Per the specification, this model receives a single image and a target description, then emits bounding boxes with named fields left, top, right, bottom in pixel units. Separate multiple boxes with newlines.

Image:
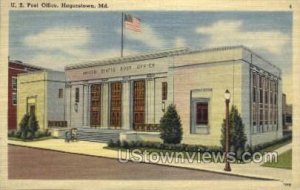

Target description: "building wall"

left=46, top=71, right=66, bottom=126
left=17, top=71, right=66, bottom=131
left=64, top=46, right=283, bottom=146
left=67, top=84, right=85, bottom=129
left=8, top=61, right=41, bottom=130
left=154, top=77, right=168, bottom=124
left=17, top=72, right=46, bottom=130
left=172, top=60, right=243, bottom=146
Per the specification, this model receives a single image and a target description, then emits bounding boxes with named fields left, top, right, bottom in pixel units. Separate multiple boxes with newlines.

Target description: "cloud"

left=196, top=20, right=289, bottom=54
left=23, top=27, right=90, bottom=56
left=174, top=37, right=187, bottom=48
left=23, top=26, right=140, bottom=70
left=27, top=48, right=139, bottom=71
left=124, top=24, right=165, bottom=49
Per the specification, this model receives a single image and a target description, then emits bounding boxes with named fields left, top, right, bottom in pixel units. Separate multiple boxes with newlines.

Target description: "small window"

left=12, top=77, right=17, bottom=91
left=12, top=92, right=17, bottom=105
left=58, top=89, right=63, bottom=98
left=75, top=88, right=80, bottom=103
left=196, top=102, right=208, bottom=125
left=162, top=82, right=167, bottom=100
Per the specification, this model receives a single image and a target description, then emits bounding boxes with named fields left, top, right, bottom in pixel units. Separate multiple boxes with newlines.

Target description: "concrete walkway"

left=8, top=139, right=292, bottom=184
left=261, top=142, right=292, bottom=164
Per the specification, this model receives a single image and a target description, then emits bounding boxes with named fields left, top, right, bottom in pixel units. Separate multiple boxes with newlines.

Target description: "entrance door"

left=133, top=80, right=145, bottom=127
left=29, top=105, right=35, bottom=116
left=110, top=82, right=122, bottom=128
left=90, top=84, right=101, bottom=128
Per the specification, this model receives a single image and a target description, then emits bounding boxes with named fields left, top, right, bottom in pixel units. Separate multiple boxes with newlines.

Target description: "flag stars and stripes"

left=124, top=14, right=141, bottom=32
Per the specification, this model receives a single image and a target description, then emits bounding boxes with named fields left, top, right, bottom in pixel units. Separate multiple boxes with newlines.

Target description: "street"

left=9, top=145, right=258, bottom=180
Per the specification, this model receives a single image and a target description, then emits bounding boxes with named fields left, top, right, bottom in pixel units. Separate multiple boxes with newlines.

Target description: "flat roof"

left=64, top=45, right=280, bottom=72
left=9, top=60, right=46, bottom=70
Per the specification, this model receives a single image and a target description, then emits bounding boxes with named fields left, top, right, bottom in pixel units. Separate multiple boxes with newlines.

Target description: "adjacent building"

left=17, top=71, right=67, bottom=132
left=64, top=46, right=283, bottom=146
left=8, top=60, right=43, bottom=131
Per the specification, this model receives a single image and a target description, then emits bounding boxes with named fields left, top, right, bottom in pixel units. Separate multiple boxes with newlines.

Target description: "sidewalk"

left=8, top=139, right=292, bottom=184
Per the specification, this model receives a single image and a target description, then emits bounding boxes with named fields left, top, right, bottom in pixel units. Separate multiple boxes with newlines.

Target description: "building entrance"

left=90, top=84, right=102, bottom=128
left=133, top=80, right=145, bottom=128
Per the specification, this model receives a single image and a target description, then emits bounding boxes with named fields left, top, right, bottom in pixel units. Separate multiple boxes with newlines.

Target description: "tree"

left=18, top=113, right=39, bottom=140
left=221, top=105, right=247, bottom=155
left=160, top=104, right=183, bottom=144
left=28, top=114, right=39, bottom=139
left=19, top=113, right=30, bottom=139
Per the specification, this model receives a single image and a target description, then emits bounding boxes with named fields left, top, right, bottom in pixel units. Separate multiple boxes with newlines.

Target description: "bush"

left=121, top=140, right=129, bottom=148
left=35, top=130, right=51, bottom=138
left=160, top=104, right=183, bottom=144
left=8, top=131, right=15, bottom=137
left=19, top=113, right=30, bottom=139
left=107, top=139, right=115, bottom=147
left=221, top=105, right=247, bottom=154
left=106, top=140, right=224, bottom=154
left=17, top=113, right=39, bottom=140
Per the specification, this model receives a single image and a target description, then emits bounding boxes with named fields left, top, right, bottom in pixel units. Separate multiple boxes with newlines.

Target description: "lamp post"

left=224, top=89, right=231, bottom=172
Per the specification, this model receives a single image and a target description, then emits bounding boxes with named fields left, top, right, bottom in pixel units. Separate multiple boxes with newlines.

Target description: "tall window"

left=264, top=78, right=269, bottom=127
left=12, top=93, right=17, bottom=105
left=274, top=81, right=278, bottom=126
left=251, top=69, right=279, bottom=133
left=258, top=76, right=264, bottom=131
left=196, top=102, right=208, bottom=125
left=162, top=82, right=168, bottom=100
left=252, top=72, right=257, bottom=127
left=110, top=82, right=122, bottom=127
left=12, top=77, right=17, bottom=105
left=75, top=88, right=80, bottom=103
left=12, top=77, right=17, bottom=91
left=58, top=89, right=63, bottom=98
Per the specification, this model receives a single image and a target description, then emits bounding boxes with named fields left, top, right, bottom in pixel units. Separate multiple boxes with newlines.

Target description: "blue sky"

left=9, top=11, right=293, bottom=102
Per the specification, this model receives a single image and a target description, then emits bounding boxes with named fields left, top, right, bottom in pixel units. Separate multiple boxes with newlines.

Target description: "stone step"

left=73, top=128, right=122, bottom=143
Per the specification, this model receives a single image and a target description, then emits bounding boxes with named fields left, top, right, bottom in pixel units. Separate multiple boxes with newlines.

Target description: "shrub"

left=107, top=139, right=115, bottom=147
left=220, top=105, right=247, bottom=153
left=19, top=113, right=30, bottom=139
left=160, top=104, right=183, bottom=144
left=8, top=131, right=15, bottom=137
left=121, top=140, right=129, bottom=149
left=116, top=139, right=121, bottom=147
left=28, top=114, right=39, bottom=139
left=17, top=113, right=40, bottom=140
left=106, top=140, right=225, bottom=154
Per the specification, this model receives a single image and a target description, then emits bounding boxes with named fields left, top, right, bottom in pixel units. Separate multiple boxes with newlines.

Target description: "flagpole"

left=121, top=12, right=124, bottom=57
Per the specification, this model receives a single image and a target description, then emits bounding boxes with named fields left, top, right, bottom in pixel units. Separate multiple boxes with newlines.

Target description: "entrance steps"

left=76, top=127, right=125, bottom=143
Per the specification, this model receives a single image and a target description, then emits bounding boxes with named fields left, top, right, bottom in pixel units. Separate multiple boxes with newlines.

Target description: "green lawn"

left=260, top=139, right=292, bottom=153
left=262, top=149, right=292, bottom=169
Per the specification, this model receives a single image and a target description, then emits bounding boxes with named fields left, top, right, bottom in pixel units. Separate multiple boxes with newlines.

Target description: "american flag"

left=124, top=14, right=141, bottom=32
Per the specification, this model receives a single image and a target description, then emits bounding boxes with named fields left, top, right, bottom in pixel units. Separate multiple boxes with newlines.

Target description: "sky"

left=9, top=11, right=292, bottom=103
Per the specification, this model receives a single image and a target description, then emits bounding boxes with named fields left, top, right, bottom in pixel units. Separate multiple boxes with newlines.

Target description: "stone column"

left=146, top=76, right=155, bottom=124
left=122, top=78, right=131, bottom=130
left=83, top=83, right=90, bottom=127
left=277, top=79, right=283, bottom=139
left=101, top=82, right=109, bottom=128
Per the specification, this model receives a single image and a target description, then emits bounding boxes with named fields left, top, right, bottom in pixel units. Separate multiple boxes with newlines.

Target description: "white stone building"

left=17, top=71, right=67, bottom=133
left=64, top=46, right=283, bottom=146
